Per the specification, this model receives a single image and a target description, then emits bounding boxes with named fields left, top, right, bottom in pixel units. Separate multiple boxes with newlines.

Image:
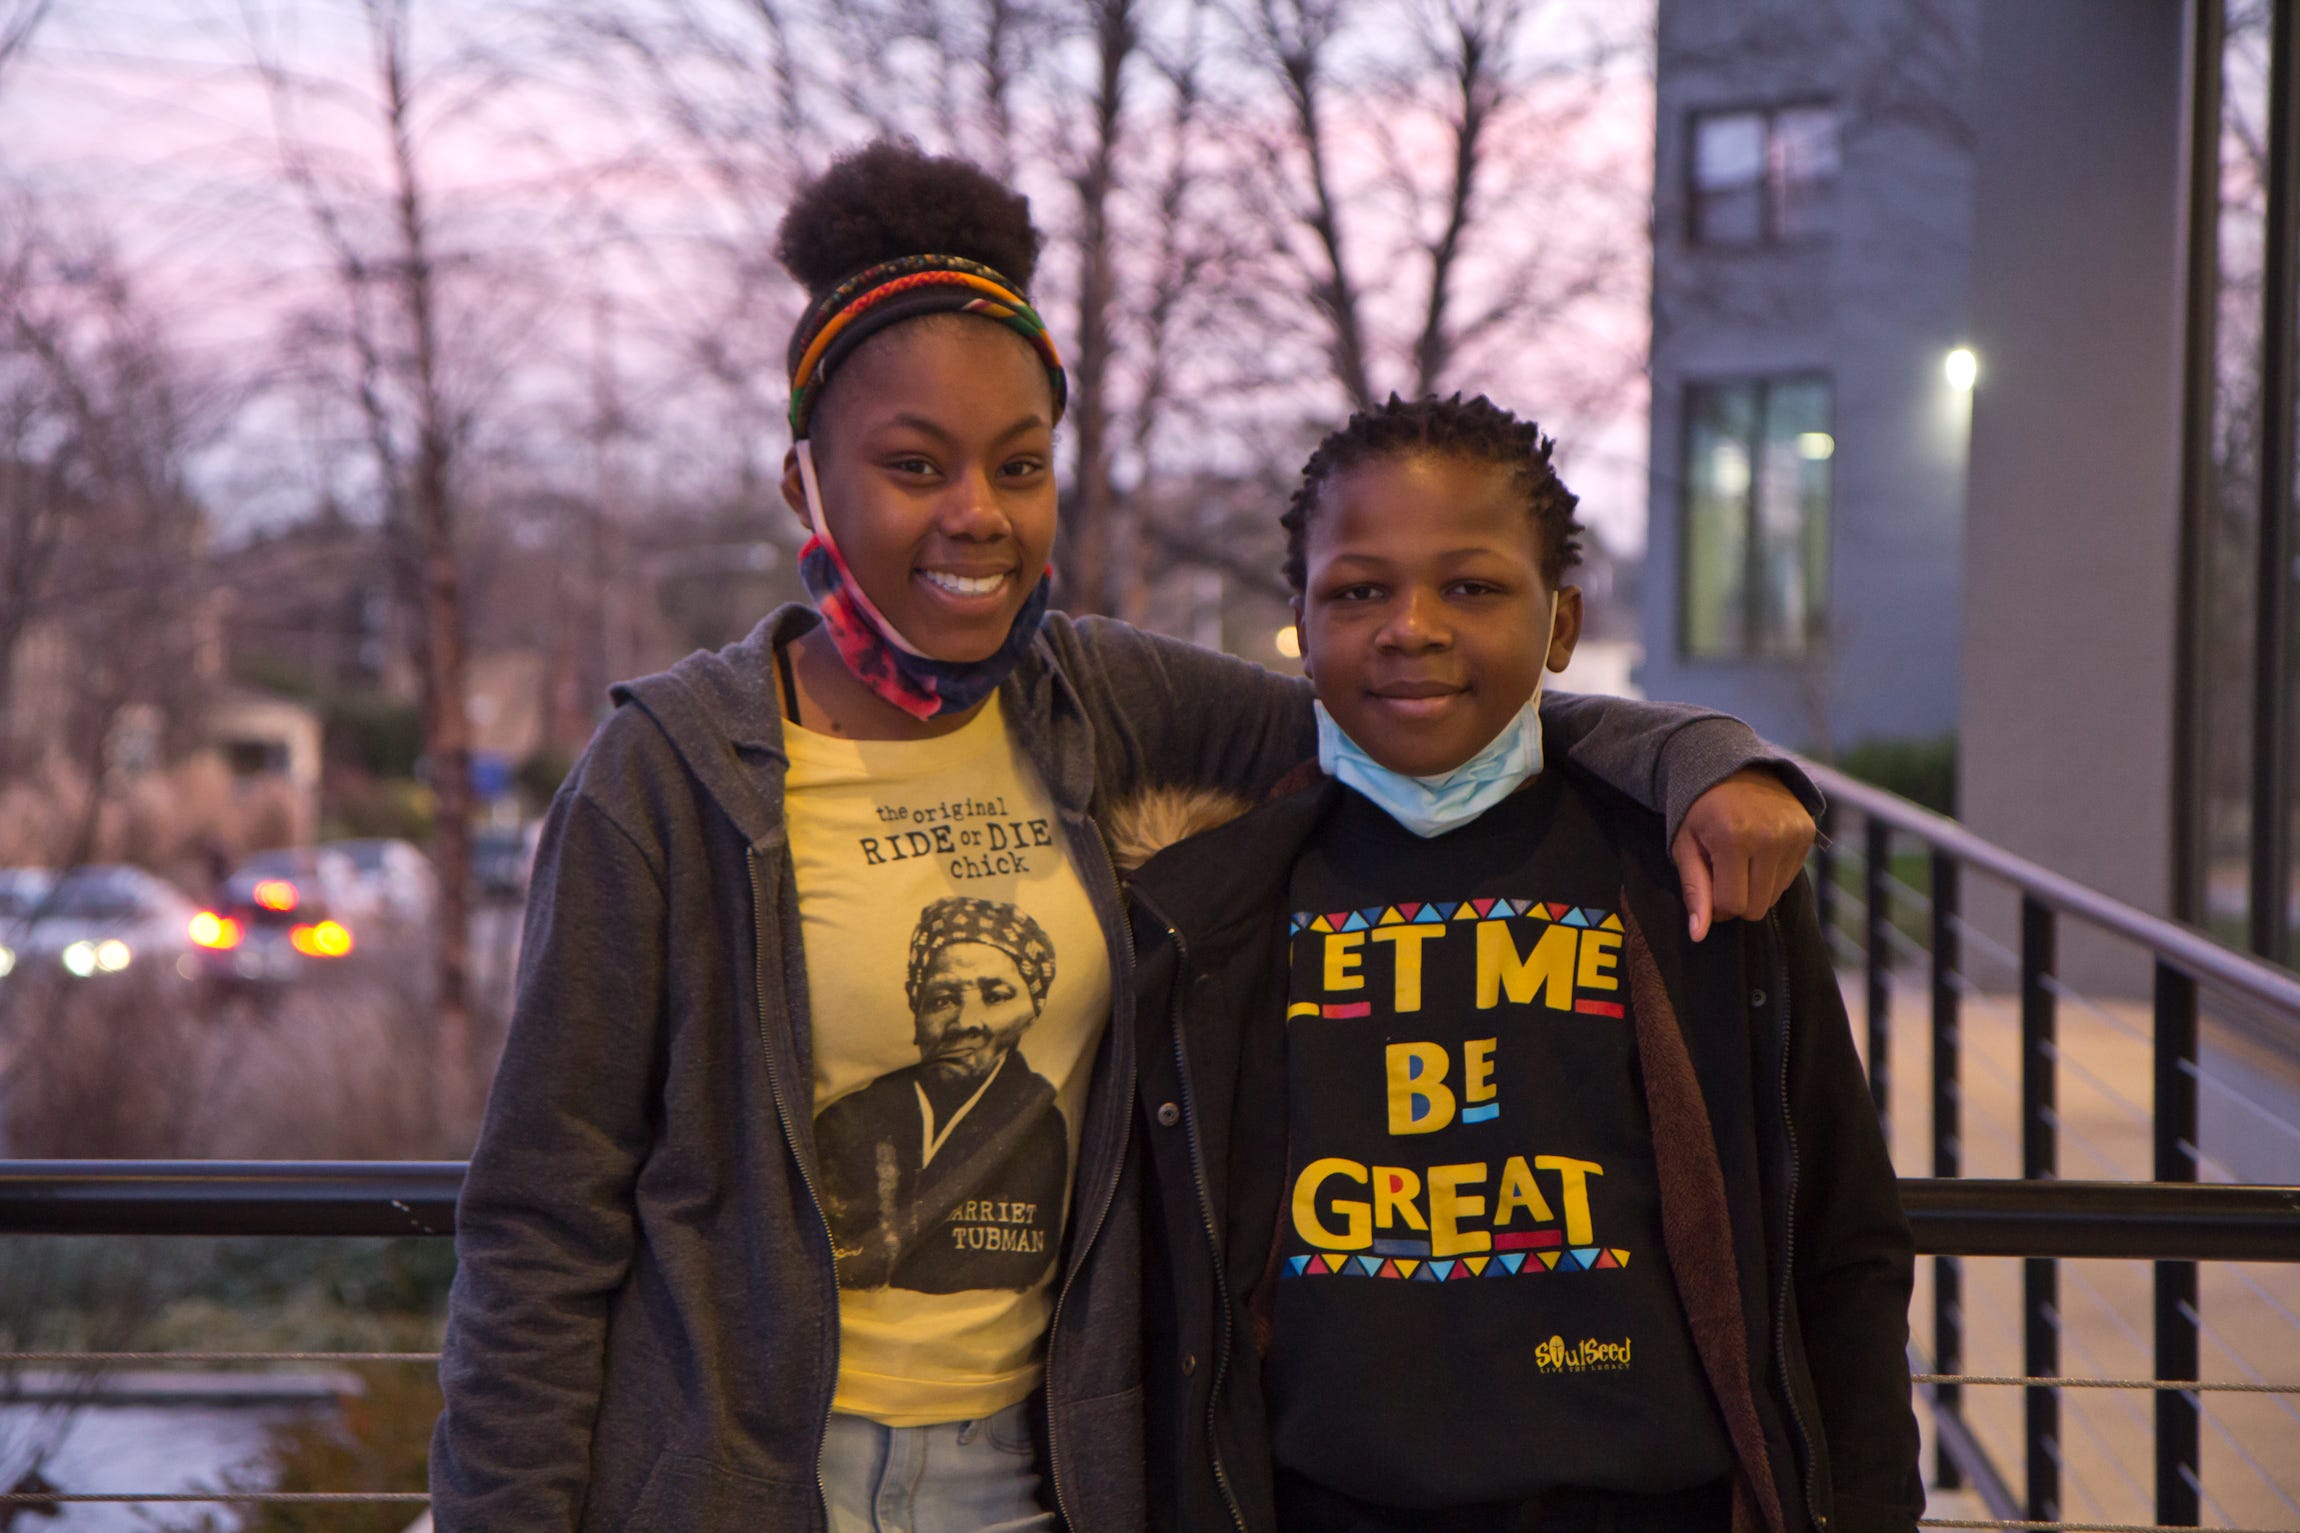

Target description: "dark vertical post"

left=2172, top=0, right=2224, bottom=927
left=2155, top=961, right=2202, bottom=1526
left=1931, top=849, right=1963, bottom=1489
left=2021, top=896, right=2059, bottom=1522
left=2253, top=0, right=2299, bottom=965
left=1865, top=815, right=1892, bottom=1127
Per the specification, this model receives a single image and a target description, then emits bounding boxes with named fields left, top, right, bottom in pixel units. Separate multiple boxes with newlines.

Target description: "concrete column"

left=1958, top=0, right=2189, bottom=986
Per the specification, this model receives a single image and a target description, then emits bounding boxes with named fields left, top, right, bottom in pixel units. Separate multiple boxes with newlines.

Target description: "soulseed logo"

left=1535, top=1334, right=1633, bottom=1372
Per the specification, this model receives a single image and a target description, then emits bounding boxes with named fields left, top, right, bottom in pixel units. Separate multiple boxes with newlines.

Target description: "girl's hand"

left=1672, top=769, right=1818, bottom=941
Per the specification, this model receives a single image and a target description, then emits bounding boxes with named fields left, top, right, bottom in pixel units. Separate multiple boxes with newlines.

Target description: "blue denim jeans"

left=821, top=1398, right=1059, bottom=1533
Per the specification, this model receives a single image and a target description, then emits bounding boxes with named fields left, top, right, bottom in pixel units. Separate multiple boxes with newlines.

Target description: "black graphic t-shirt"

left=1264, top=773, right=1733, bottom=1507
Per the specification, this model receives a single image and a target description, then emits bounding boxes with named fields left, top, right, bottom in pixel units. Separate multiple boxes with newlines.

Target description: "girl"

left=429, top=141, right=1818, bottom=1533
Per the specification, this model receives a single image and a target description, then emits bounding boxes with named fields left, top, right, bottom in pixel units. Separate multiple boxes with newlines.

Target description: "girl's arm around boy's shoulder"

left=430, top=709, right=675, bottom=1529
left=1776, top=873, right=1925, bottom=1533
left=1045, top=613, right=1821, bottom=833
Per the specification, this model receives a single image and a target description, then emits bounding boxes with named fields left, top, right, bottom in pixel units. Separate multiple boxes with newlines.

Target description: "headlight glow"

left=62, top=941, right=97, bottom=977
left=189, top=911, right=244, bottom=950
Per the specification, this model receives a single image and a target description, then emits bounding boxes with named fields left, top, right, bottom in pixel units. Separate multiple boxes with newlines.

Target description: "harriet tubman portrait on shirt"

left=814, top=895, right=1068, bottom=1292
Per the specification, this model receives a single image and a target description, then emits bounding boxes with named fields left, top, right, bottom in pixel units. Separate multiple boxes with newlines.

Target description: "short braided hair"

left=1281, top=393, right=1584, bottom=592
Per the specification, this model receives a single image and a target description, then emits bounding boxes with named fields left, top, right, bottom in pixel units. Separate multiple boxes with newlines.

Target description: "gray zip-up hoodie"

left=429, top=604, right=1815, bottom=1532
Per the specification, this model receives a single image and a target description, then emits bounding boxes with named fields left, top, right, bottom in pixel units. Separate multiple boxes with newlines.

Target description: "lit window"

left=1681, top=378, right=1832, bottom=659
left=1690, top=105, right=1839, bottom=247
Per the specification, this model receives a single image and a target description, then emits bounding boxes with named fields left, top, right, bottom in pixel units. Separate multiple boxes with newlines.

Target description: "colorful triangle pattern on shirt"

left=1279, top=1248, right=1630, bottom=1280
left=1294, top=902, right=1619, bottom=930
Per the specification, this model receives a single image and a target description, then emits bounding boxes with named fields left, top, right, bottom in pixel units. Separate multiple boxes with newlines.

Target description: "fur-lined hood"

left=1103, top=761, right=1328, bottom=875
left=1102, top=784, right=1258, bottom=875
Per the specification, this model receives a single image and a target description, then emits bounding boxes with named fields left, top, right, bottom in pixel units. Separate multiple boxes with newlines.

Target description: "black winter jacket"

left=1125, top=765, right=1921, bottom=1533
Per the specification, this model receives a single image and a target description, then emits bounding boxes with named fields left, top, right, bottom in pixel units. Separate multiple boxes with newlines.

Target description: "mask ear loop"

left=1531, top=589, right=1560, bottom=706
left=794, top=437, right=929, bottom=658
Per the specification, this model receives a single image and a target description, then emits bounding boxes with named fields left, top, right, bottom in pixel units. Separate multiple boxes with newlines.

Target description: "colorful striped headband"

left=785, top=254, right=1068, bottom=438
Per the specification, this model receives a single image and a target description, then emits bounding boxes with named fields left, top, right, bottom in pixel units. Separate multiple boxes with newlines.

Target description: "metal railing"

left=6, top=766, right=2300, bottom=1523
left=2, top=1165, right=2299, bottom=1520
left=1808, top=761, right=2300, bottom=1533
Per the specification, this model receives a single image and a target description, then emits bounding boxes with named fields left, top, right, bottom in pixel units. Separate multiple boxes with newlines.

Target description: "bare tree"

left=536, top=0, right=1648, bottom=627
left=244, top=0, right=492, bottom=1126
left=1229, top=0, right=1640, bottom=413
left=0, top=0, right=48, bottom=89
left=0, top=200, right=223, bottom=790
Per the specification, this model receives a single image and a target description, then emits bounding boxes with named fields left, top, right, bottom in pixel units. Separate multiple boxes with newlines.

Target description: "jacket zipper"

left=1041, top=816, right=1136, bottom=1532
left=749, top=846, right=839, bottom=1526
left=1768, top=910, right=1827, bottom=1533
left=1133, top=889, right=1252, bottom=1533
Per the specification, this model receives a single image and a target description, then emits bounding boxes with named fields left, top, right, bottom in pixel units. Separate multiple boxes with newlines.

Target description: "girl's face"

left=783, top=317, right=1059, bottom=664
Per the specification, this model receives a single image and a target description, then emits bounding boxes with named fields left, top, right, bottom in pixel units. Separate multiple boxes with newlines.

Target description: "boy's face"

left=1294, top=451, right=1582, bottom=778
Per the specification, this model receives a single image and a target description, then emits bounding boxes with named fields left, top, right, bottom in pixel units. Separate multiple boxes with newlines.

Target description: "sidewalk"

left=1844, top=968, right=2300, bottom=1530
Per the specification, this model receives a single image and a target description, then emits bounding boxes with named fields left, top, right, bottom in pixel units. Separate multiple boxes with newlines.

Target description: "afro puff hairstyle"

left=1281, top=393, right=1584, bottom=592
left=775, top=139, right=1042, bottom=305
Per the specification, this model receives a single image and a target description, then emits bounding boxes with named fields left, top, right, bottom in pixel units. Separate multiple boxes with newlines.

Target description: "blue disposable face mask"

left=1312, top=598, right=1558, bottom=838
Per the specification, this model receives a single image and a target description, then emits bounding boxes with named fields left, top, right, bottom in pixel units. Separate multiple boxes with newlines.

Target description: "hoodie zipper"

left=749, top=846, right=839, bottom=1526
left=1132, top=888, right=1252, bottom=1533
left=1768, top=910, right=1827, bottom=1533
left=1041, top=814, right=1136, bottom=1533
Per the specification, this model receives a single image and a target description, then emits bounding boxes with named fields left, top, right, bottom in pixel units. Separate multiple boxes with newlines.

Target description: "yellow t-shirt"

left=782, top=693, right=1111, bottom=1425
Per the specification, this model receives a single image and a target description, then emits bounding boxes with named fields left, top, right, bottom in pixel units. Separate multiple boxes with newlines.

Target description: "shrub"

left=324, top=694, right=423, bottom=780
left=515, top=748, right=572, bottom=810
left=189, top=1363, right=441, bottom=1533
left=323, top=767, right=435, bottom=845
left=1835, top=735, right=1957, bottom=816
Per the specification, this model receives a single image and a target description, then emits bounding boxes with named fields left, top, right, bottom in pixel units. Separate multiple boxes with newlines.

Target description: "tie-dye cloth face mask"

left=793, top=441, right=1054, bottom=723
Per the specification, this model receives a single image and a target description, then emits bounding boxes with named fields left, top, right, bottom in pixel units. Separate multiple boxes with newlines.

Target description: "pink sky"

left=0, top=0, right=1662, bottom=552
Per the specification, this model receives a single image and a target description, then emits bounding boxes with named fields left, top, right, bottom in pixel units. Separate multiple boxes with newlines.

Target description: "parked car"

left=323, top=837, right=436, bottom=929
left=0, top=867, right=54, bottom=982
left=473, top=825, right=536, bottom=901
left=0, top=864, right=199, bottom=984
left=0, top=866, right=52, bottom=920
left=188, top=848, right=361, bottom=988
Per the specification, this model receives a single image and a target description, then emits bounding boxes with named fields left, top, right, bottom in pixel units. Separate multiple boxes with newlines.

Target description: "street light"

left=1945, top=347, right=1979, bottom=392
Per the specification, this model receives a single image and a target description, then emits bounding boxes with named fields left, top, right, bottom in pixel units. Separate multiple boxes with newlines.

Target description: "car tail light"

left=289, top=920, right=353, bottom=958
left=253, top=879, right=299, bottom=912
left=189, top=912, right=244, bottom=950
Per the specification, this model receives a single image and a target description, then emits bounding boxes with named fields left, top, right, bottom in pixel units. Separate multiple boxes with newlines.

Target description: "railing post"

left=1931, top=849, right=1963, bottom=1490
left=2021, top=895, right=2060, bottom=1523
left=1866, top=814, right=1892, bottom=1129
left=2154, top=961, right=2201, bottom=1527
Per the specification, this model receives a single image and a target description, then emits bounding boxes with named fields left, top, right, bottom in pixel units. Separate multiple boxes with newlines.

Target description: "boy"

left=1122, top=395, right=1921, bottom=1533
